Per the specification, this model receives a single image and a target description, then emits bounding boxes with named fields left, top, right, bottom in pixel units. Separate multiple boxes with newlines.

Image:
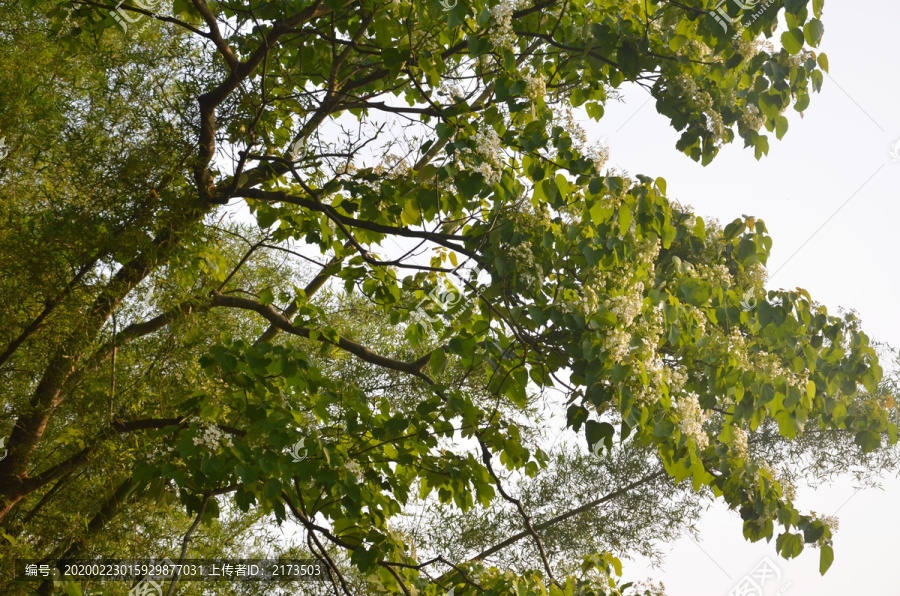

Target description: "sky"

left=586, top=1, right=900, bottom=594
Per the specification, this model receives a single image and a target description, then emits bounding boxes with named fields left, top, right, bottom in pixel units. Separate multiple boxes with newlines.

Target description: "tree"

left=0, top=0, right=896, bottom=594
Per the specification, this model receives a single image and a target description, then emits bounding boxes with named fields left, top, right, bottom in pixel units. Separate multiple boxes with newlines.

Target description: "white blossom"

left=674, top=394, right=709, bottom=449
left=523, top=72, right=546, bottom=103
left=464, top=127, right=504, bottom=184
left=488, top=0, right=522, bottom=50
left=191, top=417, right=232, bottom=450
left=606, top=282, right=644, bottom=325
left=602, top=327, right=632, bottom=364
left=507, top=244, right=541, bottom=291
left=344, top=459, right=364, bottom=481
left=666, top=366, right=688, bottom=395
left=732, top=426, right=749, bottom=459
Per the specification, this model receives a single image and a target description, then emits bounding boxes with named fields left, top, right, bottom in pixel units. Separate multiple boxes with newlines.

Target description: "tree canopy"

left=0, top=0, right=897, bottom=594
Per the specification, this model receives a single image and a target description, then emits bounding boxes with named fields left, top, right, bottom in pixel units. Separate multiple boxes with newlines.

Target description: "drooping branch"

left=478, top=439, right=557, bottom=585
left=0, top=258, right=98, bottom=369
left=465, top=467, right=667, bottom=565
left=166, top=492, right=210, bottom=596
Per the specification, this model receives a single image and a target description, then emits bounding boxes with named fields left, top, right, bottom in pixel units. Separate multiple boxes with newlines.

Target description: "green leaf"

left=259, top=287, right=275, bottom=305
left=758, top=94, right=782, bottom=120
left=813, top=0, right=824, bottom=17
left=854, top=430, right=881, bottom=453
left=820, top=544, right=834, bottom=574
left=617, top=208, right=633, bottom=234
left=811, top=70, right=824, bottom=92
left=754, top=135, right=770, bottom=159
left=556, top=174, right=570, bottom=200
left=430, top=347, right=449, bottom=376
left=776, top=410, right=801, bottom=439
left=774, top=116, right=789, bottom=140
left=723, top=219, right=746, bottom=240
left=585, top=420, right=616, bottom=454
left=781, top=29, right=805, bottom=55
left=803, top=19, right=825, bottom=47
left=585, top=101, right=604, bottom=120
left=676, top=278, right=712, bottom=306
left=655, top=177, right=666, bottom=195
left=617, top=44, right=641, bottom=80
left=590, top=201, right=614, bottom=226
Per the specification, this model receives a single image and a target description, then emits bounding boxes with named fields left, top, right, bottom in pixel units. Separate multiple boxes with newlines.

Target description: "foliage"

left=0, top=0, right=896, bottom=594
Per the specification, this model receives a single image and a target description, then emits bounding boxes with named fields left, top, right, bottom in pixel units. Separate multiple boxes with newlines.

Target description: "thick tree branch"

left=234, top=188, right=474, bottom=257
left=191, top=0, right=239, bottom=70
left=211, top=291, right=435, bottom=383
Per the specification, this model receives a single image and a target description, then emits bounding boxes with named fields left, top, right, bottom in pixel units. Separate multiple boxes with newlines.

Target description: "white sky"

left=591, top=1, right=900, bottom=593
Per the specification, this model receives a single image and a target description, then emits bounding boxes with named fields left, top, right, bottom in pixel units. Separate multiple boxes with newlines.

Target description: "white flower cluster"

left=465, top=127, right=504, bottom=185
left=150, top=444, right=175, bottom=459
left=572, top=285, right=599, bottom=317
left=695, top=90, right=729, bottom=145
left=606, top=282, right=644, bottom=325
left=692, top=262, right=732, bottom=287
left=559, top=107, right=588, bottom=145
left=634, top=580, right=668, bottom=596
left=586, top=143, right=610, bottom=174
left=732, top=426, right=749, bottom=459
left=677, top=38, right=713, bottom=60
left=634, top=356, right=666, bottom=405
left=573, top=234, right=656, bottom=319
left=735, top=37, right=773, bottom=63
left=548, top=106, right=611, bottom=181
left=523, top=72, right=546, bottom=103
left=192, top=420, right=232, bottom=450
left=672, top=74, right=728, bottom=145
left=572, top=234, right=660, bottom=371
left=638, top=236, right=662, bottom=266
left=601, top=327, right=632, bottom=364
left=410, top=28, right=442, bottom=55
left=344, top=459, right=364, bottom=481
left=674, top=394, right=709, bottom=449
left=735, top=260, right=768, bottom=287
left=438, top=81, right=465, bottom=101
left=507, top=243, right=535, bottom=269
left=488, top=0, right=522, bottom=51
left=750, top=350, right=809, bottom=391
left=674, top=72, right=699, bottom=99
left=726, top=328, right=752, bottom=370
left=373, top=153, right=411, bottom=178
left=666, top=365, right=688, bottom=395
left=787, top=50, right=811, bottom=71
left=755, top=462, right=797, bottom=502
left=511, top=199, right=551, bottom=230
left=782, top=479, right=797, bottom=502
left=809, top=512, right=839, bottom=547
left=756, top=460, right=777, bottom=480
left=595, top=281, right=646, bottom=363
left=740, top=103, right=765, bottom=131
left=507, top=244, right=541, bottom=291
